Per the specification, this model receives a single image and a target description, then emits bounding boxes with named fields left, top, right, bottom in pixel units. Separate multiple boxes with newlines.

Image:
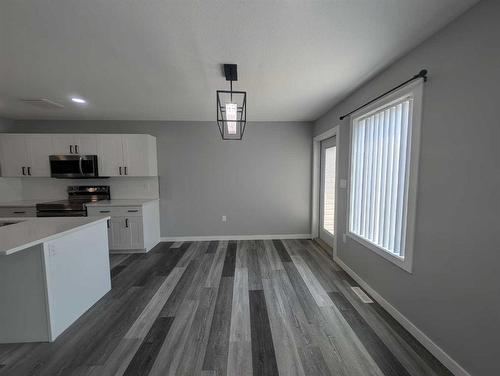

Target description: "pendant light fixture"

left=216, top=64, right=247, bottom=140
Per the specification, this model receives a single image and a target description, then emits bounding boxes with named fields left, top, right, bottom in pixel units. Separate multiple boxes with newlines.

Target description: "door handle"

left=75, top=145, right=79, bottom=154
left=27, top=166, right=31, bottom=176
left=124, top=166, right=128, bottom=175
left=70, top=145, right=73, bottom=154
left=125, top=218, right=129, bottom=228
left=78, top=157, right=84, bottom=175
left=107, top=219, right=110, bottom=228
left=119, top=166, right=122, bottom=175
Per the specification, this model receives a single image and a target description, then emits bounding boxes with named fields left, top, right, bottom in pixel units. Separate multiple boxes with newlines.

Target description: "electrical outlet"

left=342, top=233, right=347, bottom=243
left=222, top=215, right=227, bottom=222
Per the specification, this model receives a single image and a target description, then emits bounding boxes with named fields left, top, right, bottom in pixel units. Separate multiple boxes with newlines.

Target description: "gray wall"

left=5, top=121, right=313, bottom=237
left=314, top=1, right=499, bottom=375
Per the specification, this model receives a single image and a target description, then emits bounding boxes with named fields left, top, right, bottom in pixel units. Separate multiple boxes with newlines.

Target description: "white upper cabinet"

left=0, top=135, right=27, bottom=177
left=52, top=134, right=76, bottom=155
left=52, top=134, right=97, bottom=155
left=75, top=134, right=98, bottom=155
left=0, top=134, right=52, bottom=177
left=97, top=134, right=157, bottom=177
left=26, top=135, right=52, bottom=177
left=0, top=133, right=157, bottom=178
left=96, top=134, right=125, bottom=177
left=122, top=135, right=158, bottom=177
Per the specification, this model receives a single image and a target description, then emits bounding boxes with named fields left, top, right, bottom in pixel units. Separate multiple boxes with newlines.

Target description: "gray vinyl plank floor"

left=0, top=240, right=453, bottom=376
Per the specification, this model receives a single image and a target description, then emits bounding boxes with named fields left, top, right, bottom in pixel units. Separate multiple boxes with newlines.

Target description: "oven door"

left=50, top=155, right=99, bottom=178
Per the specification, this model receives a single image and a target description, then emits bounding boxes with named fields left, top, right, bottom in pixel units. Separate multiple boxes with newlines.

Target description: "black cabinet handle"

left=119, top=166, right=122, bottom=175
left=27, top=166, right=31, bottom=176
left=75, top=145, right=79, bottom=154
left=125, top=218, right=129, bottom=228
left=99, top=210, right=111, bottom=213
left=124, top=166, right=128, bottom=175
left=107, top=219, right=110, bottom=228
left=13, top=211, right=26, bottom=214
left=70, top=145, right=73, bottom=154
left=127, top=209, right=138, bottom=213
left=22, top=167, right=26, bottom=176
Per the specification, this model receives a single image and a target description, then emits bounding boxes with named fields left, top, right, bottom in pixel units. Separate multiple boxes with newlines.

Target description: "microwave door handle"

left=79, top=156, right=84, bottom=175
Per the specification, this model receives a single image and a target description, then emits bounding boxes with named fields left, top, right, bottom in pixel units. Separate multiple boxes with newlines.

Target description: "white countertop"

left=85, top=199, right=158, bottom=207
left=0, top=217, right=110, bottom=256
left=0, top=200, right=42, bottom=208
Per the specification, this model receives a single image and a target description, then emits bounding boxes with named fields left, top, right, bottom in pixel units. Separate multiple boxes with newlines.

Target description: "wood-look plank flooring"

left=0, top=240, right=453, bottom=376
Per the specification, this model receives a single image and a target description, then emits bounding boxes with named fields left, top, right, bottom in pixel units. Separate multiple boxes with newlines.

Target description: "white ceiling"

left=0, top=0, right=478, bottom=121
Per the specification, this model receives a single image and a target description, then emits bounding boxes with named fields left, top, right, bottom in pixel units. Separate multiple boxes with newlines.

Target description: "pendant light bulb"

left=225, top=102, right=238, bottom=134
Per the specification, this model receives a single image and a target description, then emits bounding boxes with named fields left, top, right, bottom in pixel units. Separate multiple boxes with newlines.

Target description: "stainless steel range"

left=36, top=186, right=110, bottom=217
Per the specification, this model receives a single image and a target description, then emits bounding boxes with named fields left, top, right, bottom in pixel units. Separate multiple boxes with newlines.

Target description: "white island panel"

left=0, top=217, right=111, bottom=343
left=44, top=221, right=111, bottom=339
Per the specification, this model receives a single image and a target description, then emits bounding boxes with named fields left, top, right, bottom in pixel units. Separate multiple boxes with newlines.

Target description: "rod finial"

left=417, top=69, right=428, bottom=81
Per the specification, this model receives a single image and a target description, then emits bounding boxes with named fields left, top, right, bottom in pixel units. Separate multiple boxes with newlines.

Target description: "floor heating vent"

left=351, top=286, right=373, bottom=303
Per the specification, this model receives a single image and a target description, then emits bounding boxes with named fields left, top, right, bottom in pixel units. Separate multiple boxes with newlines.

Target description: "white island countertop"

left=0, top=217, right=110, bottom=256
left=85, top=199, right=158, bottom=207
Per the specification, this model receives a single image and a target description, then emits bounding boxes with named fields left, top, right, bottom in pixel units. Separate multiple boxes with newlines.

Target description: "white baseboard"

left=333, top=256, right=470, bottom=376
left=160, top=234, right=312, bottom=242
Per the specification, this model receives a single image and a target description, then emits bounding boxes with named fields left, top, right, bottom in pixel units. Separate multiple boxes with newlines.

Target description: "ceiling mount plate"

left=224, top=64, right=237, bottom=81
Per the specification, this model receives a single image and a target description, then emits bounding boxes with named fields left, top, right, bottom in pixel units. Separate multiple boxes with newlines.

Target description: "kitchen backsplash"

left=0, top=176, right=159, bottom=201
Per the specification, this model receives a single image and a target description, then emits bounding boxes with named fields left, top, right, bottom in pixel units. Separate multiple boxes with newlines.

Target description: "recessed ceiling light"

left=71, top=97, right=86, bottom=104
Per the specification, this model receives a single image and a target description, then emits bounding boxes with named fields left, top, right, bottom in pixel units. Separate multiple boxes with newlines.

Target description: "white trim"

left=333, top=255, right=472, bottom=376
left=311, top=126, right=340, bottom=257
left=346, top=79, right=424, bottom=273
left=160, top=234, right=312, bottom=242
left=346, top=232, right=411, bottom=272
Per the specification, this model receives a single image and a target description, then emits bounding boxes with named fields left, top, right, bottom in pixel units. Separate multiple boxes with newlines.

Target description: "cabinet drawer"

left=87, top=206, right=142, bottom=217
left=0, top=207, right=37, bottom=217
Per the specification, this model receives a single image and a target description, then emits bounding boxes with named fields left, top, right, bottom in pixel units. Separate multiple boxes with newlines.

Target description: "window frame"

left=346, top=79, right=424, bottom=273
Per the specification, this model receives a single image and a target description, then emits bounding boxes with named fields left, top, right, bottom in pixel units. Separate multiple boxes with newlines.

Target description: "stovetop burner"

left=36, top=186, right=110, bottom=217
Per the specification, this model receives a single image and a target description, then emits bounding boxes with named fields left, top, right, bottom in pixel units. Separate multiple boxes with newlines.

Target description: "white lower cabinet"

left=89, top=201, right=160, bottom=253
left=0, top=206, right=37, bottom=217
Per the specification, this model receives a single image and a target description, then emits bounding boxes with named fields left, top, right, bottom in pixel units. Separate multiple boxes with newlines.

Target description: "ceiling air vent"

left=20, top=98, right=64, bottom=109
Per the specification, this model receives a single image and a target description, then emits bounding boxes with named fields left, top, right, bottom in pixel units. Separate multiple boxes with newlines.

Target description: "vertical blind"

left=349, top=97, right=412, bottom=257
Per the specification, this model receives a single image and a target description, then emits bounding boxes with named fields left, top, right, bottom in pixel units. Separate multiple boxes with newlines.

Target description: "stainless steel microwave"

left=49, top=155, right=99, bottom=178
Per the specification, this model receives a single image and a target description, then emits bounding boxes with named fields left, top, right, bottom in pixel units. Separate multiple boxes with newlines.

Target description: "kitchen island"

left=0, top=217, right=111, bottom=343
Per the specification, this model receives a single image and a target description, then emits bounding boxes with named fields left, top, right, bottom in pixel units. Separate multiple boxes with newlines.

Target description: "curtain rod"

left=339, top=69, right=428, bottom=120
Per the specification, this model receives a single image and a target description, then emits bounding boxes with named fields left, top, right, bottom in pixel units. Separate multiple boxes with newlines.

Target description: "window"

left=348, top=80, right=423, bottom=272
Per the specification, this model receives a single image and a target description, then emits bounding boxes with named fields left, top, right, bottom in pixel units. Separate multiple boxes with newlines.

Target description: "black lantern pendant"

left=216, top=64, right=247, bottom=140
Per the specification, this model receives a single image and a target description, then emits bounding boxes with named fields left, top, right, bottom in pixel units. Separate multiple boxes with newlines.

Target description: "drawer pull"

left=13, top=211, right=26, bottom=214
left=99, top=210, right=111, bottom=213
left=127, top=210, right=139, bottom=213
left=125, top=218, right=129, bottom=228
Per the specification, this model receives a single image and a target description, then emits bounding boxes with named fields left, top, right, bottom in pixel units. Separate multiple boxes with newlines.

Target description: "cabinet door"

left=108, top=217, right=125, bottom=250
left=74, top=134, right=98, bottom=155
left=26, top=135, right=52, bottom=177
left=127, top=217, right=144, bottom=249
left=51, top=134, right=75, bottom=155
left=96, top=135, right=124, bottom=177
left=122, top=135, right=150, bottom=176
left=0, top=135, right=28, bottom=177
